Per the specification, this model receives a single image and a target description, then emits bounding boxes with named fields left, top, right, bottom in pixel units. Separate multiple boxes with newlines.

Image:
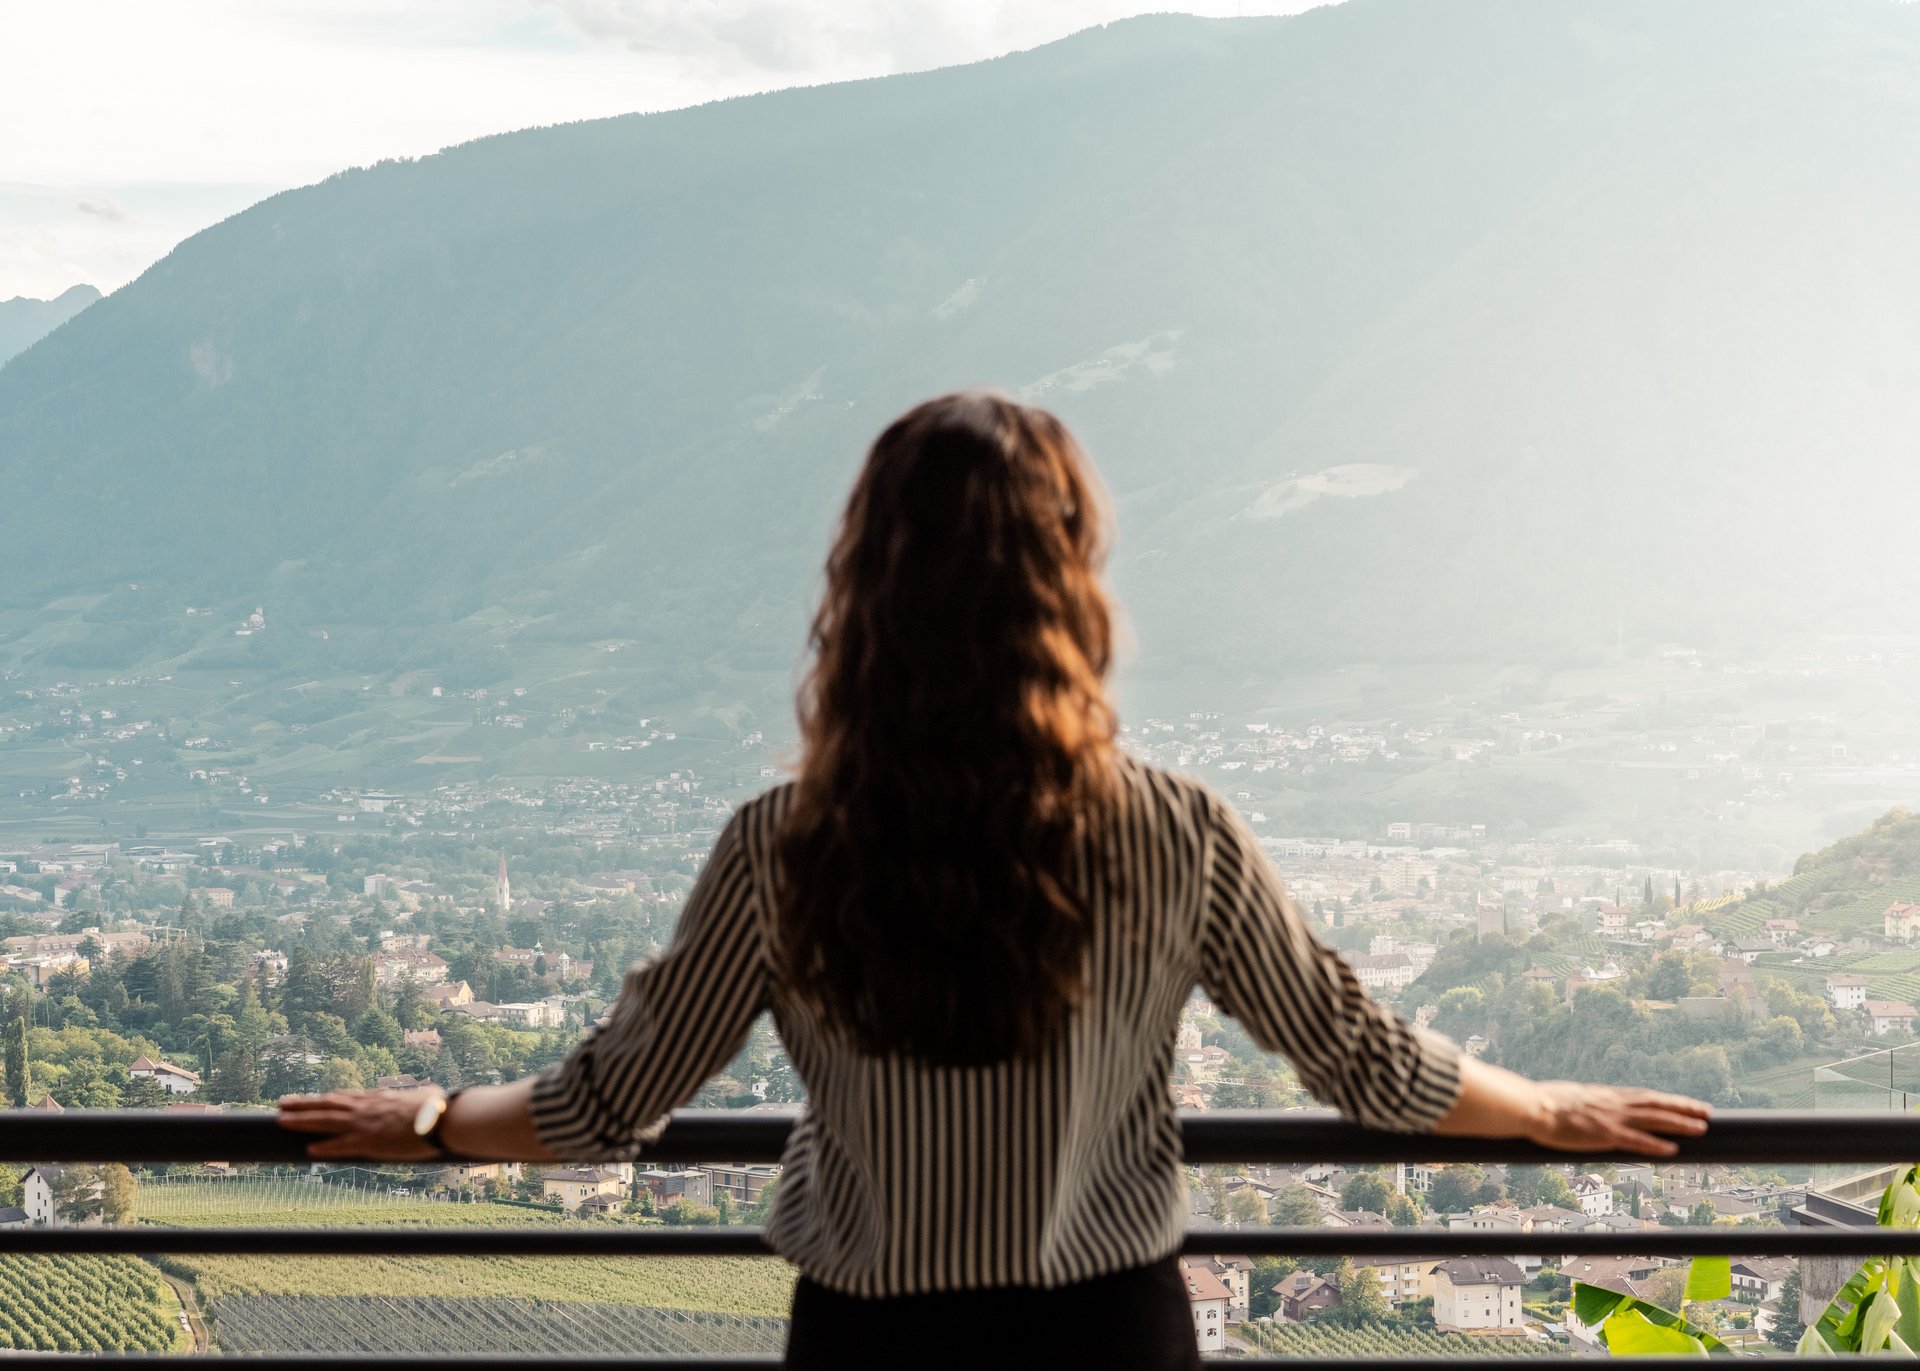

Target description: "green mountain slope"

left=3, top=0, right=1919, bottom=690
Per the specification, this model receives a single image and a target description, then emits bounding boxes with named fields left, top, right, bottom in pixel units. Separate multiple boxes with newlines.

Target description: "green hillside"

left=1707, top=810, right=1920, bottom=1005
left=4, top=0, right=1920, bottom=708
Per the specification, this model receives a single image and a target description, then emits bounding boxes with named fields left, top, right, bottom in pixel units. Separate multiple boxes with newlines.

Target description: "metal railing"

left=4, top=1108, right=1919, bottom=1366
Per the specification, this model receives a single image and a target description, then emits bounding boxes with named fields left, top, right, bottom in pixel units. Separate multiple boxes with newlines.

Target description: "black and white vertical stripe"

left=529, top=757, right=1462, bottom=1297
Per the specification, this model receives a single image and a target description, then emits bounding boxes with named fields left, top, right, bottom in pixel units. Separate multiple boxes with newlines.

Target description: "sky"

left=2, top=0, right=1337, bottom=302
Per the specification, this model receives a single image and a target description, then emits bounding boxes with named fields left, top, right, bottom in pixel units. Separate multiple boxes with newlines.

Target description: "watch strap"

left=425, top=1087, right=465, bottom=1159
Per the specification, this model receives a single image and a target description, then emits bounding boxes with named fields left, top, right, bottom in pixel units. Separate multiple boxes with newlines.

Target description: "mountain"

left=0, top=284, right=100, bottom=366
left=3, top=0, right=1920, bottom=698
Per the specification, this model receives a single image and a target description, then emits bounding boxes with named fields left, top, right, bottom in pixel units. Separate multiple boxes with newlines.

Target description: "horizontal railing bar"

left=0, top=1357, right=1734, bottom=1370
left=4, top=1106, right=1920, bottom=1164
left=3, top=1223, right=1912, bottom=1259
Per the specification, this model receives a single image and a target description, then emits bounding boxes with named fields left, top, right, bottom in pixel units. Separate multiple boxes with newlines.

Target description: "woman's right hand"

left=1525, top=1081, right=1711, bottom=1157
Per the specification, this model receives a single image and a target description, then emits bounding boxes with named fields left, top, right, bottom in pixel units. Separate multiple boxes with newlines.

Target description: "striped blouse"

left=528, top=756, right=1463, bottom=1296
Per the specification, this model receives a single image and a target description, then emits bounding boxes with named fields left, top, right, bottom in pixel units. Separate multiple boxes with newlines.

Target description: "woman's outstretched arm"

left=1435, top=1055, right=1709, bottom=1156
left=278, top=1075, right=558, bottom=1162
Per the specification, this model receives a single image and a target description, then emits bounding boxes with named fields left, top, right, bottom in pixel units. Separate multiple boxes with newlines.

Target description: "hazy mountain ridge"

left=0, top=284, right=100, bottom=366
left=2, top=0, right=1919, bottom=692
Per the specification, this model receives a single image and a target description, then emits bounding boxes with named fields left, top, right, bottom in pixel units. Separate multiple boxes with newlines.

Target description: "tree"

left=210, top=1045, right=264, bottom=1104
left=1505, top=1164, right=1545, bottom=1206
left=1428, top=1164, right=1498, bottom=1214
left=99, top=1163, right=136, bottom=1225
left=1269, top=1185, right=1325, bottom=1228
left=0, top=1163, right=22, bottom=1208
left=355, top=1007, right=403, bottom=1051
left=1250, top=1256, right=1298, bottom=1319
left=4, top=1016, right=28, bottom=1108
left=1641, top=1264, right=1689, bottom=1313
left=1689, top=1200, right=1719, bottom=1227
left=1386, top=1193, right=1420, bottom=1227
left=1225, top=1188, right=1267, bottom=1225
left=123, top=1074, right=167, bottom=1109
left=1332, top=1257, right=1391, bottom=1325
left=1341, top=1172, right=1393, bottom=1215
left=1537, top=1171, right=1578, bottom=1210
left=1646, top=953, right=1693, bottom=1002
left=1644, top=875, right=1655, bottom=905
left=1768, top=1266, right=1806, bottom=1351
left=51, top=1165, right=108, bottom=1224
left=744, top=1177, right=780, bottom=1224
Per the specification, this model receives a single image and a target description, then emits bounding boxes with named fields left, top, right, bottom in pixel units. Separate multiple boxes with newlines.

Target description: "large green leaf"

left=1602, top=1310, right=1709, bottom=1358
left=1684, top=1256, right=1731, bottom=1304
left=1571, top=1282, right=1731, bottom=1357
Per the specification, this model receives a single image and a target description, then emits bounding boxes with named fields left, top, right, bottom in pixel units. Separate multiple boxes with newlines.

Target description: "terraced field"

left=209, top=1294, right=784, bottom=1356
left=1238, top=1323, right=1565, bottom=1358
left=139, top=1176, right=796, bottom=1338
left=0, top=1255, right=188, bottom=1353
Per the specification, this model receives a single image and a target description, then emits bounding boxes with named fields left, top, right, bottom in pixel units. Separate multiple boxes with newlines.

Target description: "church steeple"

left=496, top=852, right=511, bottom=914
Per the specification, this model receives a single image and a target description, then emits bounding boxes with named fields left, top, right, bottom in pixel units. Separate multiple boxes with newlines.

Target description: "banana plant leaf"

left=1602, top=1309, right=1710, bottom=1358
left=1684, top=1256, right=1731, bottom=1304
left=1572, top=1281, right=1732, bottom=1356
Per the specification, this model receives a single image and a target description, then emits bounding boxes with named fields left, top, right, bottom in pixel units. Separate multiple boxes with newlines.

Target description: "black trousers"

left=783, top=1256, right=1204, bottom=1370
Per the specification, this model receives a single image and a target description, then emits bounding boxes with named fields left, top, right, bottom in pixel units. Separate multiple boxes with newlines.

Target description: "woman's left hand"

left=278, top=1088, right=445, bottom=1161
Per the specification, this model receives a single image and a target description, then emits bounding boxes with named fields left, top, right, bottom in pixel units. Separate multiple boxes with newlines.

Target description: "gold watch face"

left=413, top=1095, right=445, bottom=1137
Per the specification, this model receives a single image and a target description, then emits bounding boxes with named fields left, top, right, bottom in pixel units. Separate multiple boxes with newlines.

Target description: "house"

left=637, top=1168, right=712, bottom=1207
left=1517, top=1203, right=1585, bottom=1231
left=1826, top=975, right=1871, bottom=1010
left=1182, top=1262, right=1232, bottom=1354
left=402, top=1029, right=441, bottom=1050
left=1564, top=1261, right=1664, bottom=1346
left=23, top=1166, right=60, bottom=1225
left=1433, top=1257, right=1527, bottom=1331
left=128, top=1055, right=201, bottom=1096
left=700, top=1163, right=780, bottom=1209
left=0, top=1206, right=27, bottom=1228
left=1274, top=1270, right=1341, bottom=1322
left=29, top=1094, right=63, bottom=1113
left=540, top=1167, right=626, bottom=1213
left=577, top=1192, right=624, bottom=1217
left=1730, top=939, right=1774, bottom=964
left=1887, top=903, right=1920, bottom=940
left=21, top=1164, right=102, bottom=1227
left=1762, top=918, right=1800, bottom=947
left=424, top=980, right=474, bottom=1009
left=375, top=949, right=449, bottom=986
left=1865, top=1000, right=1919, bottom=1037
left=1325, top=1208, right=1392, bottom=1229
left=1347, top=952, right=1417, bottom=992
left=1571, top=1174, right=1615, bottom=1217
left=1352, top=1256, right=1443, bottom=1305
left=491, top=1000, right=565, bottom=1029
left=1184, top=1255, right=1253, bottom=1320
left=1730, top=1257, right=1793, bottom=1302
left=202, top=887, right=235, bottom=909
left=1594, top=904, right=1632, bottom=938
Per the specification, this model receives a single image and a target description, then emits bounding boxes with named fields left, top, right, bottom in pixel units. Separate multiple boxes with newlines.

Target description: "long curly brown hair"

left=776, top=390, right=1123, bottom=1065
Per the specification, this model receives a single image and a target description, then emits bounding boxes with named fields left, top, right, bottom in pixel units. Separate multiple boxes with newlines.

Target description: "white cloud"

left=76, top=198, right=132, bottom=223
left=1, top=0, right=1337, bottom=298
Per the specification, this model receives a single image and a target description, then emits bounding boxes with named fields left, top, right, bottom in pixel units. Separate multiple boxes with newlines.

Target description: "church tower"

left=496, top=852, right=511, bottom=915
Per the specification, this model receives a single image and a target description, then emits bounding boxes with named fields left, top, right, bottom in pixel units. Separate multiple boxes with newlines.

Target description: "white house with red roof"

left=129, top=1055, right=201, bottom=1095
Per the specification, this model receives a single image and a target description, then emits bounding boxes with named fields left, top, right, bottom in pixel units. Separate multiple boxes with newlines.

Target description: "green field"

left=1238, top=1322, right=1565, bottom=1358
left=139, top=1179, right=796, bottom=1323
left=0, top=1254, right=188, bottom=1353
left=207, top=1294, right=784, bottom=1356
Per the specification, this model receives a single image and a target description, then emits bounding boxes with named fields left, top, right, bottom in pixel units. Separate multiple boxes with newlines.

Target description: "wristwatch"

left=412, top=1088, right=465, bottom=1158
